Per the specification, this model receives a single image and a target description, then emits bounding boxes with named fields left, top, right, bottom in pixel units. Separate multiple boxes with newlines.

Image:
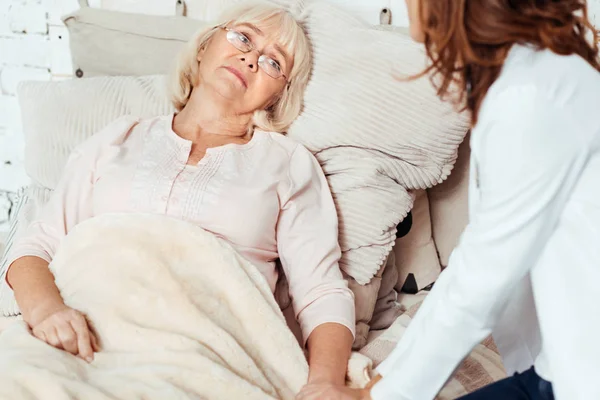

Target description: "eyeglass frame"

left=218, top=25, right=290, bottom=83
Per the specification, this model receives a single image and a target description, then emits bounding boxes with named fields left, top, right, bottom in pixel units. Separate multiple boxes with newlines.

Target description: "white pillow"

left=18, top=75, right=173, bottom=189
left=287, top=2, right=469, bottom=284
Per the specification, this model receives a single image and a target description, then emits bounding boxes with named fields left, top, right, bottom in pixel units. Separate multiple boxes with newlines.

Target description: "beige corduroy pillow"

left=288, top=2, right=469, bottom=285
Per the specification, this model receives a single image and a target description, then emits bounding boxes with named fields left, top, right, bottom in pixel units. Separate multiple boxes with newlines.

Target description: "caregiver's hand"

left=30, top=302, right=99, bottom=363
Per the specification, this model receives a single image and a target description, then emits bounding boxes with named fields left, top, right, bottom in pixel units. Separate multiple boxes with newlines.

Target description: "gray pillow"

left=62, top=5, right=209, bottom=78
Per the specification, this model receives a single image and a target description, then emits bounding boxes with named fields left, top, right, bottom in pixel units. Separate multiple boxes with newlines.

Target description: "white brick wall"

left=100, top=0, right=176, bottom=16
left=9, top=1, right=47, bottom=34
left=0, top=34, right=51, bottom=67
left=0, top=0, right=599, bottom=232
left=44, top=0, right=82, bottom=26
left=0, top=0, right=77, bottom=230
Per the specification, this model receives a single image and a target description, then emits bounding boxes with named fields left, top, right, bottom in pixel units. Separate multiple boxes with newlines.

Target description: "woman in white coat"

left=296, top=0, right=600, bottom=399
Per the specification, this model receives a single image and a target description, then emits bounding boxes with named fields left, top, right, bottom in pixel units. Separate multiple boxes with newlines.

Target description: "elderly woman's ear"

left=266, top=92, right=284, bottom=111
left=196, top=47, right=205, bottom=62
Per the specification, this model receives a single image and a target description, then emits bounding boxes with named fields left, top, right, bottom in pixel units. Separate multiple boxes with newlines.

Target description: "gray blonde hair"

left=170, top=2, right=312, bottom=133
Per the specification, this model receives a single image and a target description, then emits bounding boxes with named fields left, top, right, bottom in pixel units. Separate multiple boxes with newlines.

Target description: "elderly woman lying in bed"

left=4, top=2, right=355, bottom=393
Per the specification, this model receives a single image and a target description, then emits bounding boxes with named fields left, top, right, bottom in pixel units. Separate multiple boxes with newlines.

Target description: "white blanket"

left=0, top=213, right=370, bottom=400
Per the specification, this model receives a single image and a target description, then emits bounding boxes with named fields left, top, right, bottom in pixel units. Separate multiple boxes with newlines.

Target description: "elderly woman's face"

left=197, top=22, right=293, bottom=114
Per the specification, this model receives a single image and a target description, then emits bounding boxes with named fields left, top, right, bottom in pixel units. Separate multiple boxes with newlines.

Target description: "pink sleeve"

left=5, top=149, right=95, bottom=271
left=5, top=116, right=139, bottom=279
left=277, top=145, right=356, bottom=345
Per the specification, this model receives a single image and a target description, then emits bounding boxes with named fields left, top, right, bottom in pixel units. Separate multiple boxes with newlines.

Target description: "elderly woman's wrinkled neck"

left=172, top=85, right=254, bottom=143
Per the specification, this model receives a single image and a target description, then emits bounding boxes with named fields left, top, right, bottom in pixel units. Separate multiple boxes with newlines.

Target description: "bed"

left=0, top=1, right=504, bottom=398
left=0, top=290, right=505, bottom=399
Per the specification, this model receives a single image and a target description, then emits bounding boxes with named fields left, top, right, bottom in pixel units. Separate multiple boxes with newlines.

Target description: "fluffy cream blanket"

left=0, top=213, right=370, bottom=399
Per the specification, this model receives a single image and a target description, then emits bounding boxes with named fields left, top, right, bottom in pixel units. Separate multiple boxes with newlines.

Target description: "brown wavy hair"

left=418, top=0, right=600, bottom=125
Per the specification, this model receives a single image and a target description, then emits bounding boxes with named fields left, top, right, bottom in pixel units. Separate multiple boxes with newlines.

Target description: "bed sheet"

left=361, top=292, right=507, bottom=399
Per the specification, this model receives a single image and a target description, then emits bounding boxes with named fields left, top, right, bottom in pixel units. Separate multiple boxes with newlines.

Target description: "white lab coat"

left=371, top=44, right=600, bottom=400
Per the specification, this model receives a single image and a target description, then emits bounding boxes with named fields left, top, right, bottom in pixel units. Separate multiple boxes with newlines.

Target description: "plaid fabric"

left=360, top=293, right=507, bottom=399
left=0, top=187, right=28, bottom=274
left=0, top=185, right=53, bottom=316
left=0, top=187, right=32, bottom=317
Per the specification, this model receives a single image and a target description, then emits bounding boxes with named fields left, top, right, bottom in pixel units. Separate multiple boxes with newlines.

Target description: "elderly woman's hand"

left=296, top=383, right=371, bottom=400
left=30, top=302, right=100, bottom=363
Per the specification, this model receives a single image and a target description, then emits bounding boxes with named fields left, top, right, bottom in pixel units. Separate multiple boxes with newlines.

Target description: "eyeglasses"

left=221, top=26, right=289, bottom=82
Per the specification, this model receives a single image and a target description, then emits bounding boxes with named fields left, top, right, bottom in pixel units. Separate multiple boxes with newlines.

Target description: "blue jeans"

left=457, top=367, right=554, bottom=400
